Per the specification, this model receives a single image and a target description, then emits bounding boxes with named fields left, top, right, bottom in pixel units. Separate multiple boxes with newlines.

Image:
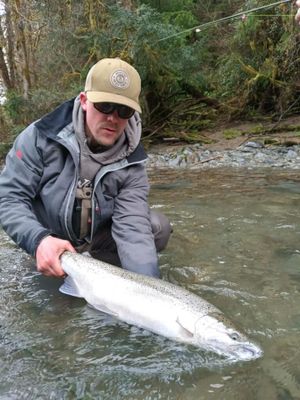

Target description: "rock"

left=286, top=150, right=297, bottom=159
left=147, top=144, right=300, bottom=170
left=243, top=141, right=264, bottom=149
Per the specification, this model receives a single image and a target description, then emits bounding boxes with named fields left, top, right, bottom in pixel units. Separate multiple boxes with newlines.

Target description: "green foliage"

left=83, top=4, right=210, bottom=126
left=161, top=10, right=197, bottom=29
left=0, top=0, right=299, bottom=148
left=215, top=0, right=299, bottom=115
left=223, top=129, right=243, bottom=139
left=4, top=91, right=27, bottom=124
left=139, top=0, right=195, bottom=13
left=4, top=88, right=77, bottom=130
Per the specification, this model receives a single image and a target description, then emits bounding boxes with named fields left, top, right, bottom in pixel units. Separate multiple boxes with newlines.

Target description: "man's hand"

left=296, top=0, right=300, bottom=25
left=36, top=236, right=76, bottom=277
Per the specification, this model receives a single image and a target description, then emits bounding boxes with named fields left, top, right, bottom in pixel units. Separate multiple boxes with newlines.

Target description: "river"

left=1, top=167, right=300, bottom=399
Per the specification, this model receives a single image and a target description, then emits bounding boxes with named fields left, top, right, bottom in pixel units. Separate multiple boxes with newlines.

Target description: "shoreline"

left=147, top=141, right=300, bottom=170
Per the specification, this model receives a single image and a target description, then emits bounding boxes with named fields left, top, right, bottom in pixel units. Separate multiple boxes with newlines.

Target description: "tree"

left=0, top=0, right=42, bottom=97
left=0, top=0, right=299, bottom=145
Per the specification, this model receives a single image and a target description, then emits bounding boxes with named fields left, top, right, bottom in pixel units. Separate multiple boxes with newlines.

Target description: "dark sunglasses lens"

left=118, top=106, right=135, bottom=119
left=94, top=102, right=115, bottom=114
left=93, top=102, right=135, bottom=119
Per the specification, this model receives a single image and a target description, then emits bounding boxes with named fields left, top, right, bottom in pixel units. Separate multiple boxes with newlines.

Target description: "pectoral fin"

left=59, top=276, right=83, bottom=298
left=176, top=317, right=194, bottom=339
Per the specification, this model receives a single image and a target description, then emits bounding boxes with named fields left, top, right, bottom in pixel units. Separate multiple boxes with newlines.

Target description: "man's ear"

left=79, top=92, right=88, bottom=111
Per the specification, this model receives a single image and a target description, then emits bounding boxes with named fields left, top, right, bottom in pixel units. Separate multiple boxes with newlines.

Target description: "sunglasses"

left=93, top=102, right=135, bottom=119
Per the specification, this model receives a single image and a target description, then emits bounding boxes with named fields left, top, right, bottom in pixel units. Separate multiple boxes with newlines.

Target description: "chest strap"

left=76, top=186, right=92, bottom=239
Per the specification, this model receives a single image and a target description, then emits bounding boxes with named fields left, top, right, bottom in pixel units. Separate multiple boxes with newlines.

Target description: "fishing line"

left=157, top=0, right=293, bottom=42
left=244, top=14, right=293, bottom=16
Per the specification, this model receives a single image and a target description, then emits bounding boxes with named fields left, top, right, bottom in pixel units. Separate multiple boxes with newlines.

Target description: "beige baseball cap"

left=84, top=58, right=142, bottom=113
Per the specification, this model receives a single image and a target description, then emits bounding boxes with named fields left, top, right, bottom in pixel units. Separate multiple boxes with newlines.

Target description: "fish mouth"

left=226, top=343, right=263, bottom=362
left=208, top=341, right=263, bottom=362
left=239, top=344, right=262, bottom=360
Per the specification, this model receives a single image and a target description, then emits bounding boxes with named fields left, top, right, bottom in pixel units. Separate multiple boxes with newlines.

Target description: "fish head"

left=194, top=313, right=263, bottom=362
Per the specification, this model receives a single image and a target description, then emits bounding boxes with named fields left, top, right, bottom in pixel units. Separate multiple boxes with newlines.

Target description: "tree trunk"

left=4, top=2, right=16, bottom=88
left=0, top=23, right=13, bottom=89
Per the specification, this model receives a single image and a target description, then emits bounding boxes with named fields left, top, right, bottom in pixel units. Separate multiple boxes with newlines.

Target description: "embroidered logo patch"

left=110, top=69, right=130, bottom=89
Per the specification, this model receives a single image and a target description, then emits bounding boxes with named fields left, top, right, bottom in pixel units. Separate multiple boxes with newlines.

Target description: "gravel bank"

left=147, top=141, right=300, bottom=170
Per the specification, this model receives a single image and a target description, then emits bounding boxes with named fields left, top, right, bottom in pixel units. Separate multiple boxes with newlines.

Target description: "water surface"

left=1, top=168, right=300, bottom=399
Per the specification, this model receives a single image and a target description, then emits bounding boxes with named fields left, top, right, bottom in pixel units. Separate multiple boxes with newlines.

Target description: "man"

left=0, top=58, right=171, bottom=279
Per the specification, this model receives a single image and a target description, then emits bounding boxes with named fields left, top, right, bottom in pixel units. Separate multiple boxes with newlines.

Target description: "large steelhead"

left=59, top=252, right=262, bottom=361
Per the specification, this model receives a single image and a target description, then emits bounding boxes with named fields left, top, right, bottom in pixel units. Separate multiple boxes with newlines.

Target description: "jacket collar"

left=35, top=98, right=75, bottom=139
left=35, top=97, right=148, bottom=163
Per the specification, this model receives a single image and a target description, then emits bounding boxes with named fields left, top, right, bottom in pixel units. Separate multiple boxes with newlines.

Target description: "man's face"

left=80, top=93, right=129, bottom=148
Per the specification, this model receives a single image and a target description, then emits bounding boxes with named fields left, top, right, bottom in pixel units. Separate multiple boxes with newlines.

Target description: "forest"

left=0, top=0, right=299, bottom=152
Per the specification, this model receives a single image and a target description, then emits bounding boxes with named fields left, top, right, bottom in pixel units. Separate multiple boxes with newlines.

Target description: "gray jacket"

left=0, top=98, right=158, bottom=274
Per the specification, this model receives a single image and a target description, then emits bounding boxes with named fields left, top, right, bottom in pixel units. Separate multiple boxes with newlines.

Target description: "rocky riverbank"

left=147, top=141, right=300, bottom=170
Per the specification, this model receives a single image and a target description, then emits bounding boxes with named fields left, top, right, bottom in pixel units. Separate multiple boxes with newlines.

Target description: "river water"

left=1, top=167, right=300, bottom=399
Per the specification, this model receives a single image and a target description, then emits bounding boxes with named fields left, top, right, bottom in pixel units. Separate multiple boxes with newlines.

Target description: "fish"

left=59, top=251, right=262, bottom=361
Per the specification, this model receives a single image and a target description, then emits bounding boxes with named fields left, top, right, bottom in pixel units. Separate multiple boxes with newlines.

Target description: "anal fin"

left=89, top=302, right=119, bottom=318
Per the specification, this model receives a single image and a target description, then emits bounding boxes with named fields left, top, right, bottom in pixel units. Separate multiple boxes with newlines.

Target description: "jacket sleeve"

left=0, top=125, right=51, bottom=256
left=110, top=164, right=159, bottom=277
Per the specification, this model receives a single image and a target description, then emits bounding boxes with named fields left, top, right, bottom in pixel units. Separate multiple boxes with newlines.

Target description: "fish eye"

left=230, top=332, right=240, bottom=341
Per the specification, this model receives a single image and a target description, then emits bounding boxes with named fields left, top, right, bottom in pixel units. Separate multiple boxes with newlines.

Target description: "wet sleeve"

left=111, top=164, right=159, bottom=277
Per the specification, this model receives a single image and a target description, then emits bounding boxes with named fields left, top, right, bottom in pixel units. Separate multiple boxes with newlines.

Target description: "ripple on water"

left=2, top=169, right=300, bottom=399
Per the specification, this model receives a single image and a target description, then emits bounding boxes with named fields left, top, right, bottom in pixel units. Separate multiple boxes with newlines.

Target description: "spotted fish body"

left=60, top=252, right=262, bottom=361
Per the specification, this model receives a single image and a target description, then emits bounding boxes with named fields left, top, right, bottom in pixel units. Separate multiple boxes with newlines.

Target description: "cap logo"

left=110, top=69, right=130, bottom=90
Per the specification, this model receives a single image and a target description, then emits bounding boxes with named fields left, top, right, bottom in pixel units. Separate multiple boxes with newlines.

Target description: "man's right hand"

left=36, top=236, right=76, bottom=277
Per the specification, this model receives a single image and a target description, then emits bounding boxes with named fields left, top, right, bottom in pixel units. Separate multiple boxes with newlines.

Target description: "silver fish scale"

left=60, top=252, right=263, bottom=360
left=62, top=252, right=220, bottom=317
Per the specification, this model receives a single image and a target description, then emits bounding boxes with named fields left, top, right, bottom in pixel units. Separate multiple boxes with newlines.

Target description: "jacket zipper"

left=90, top=158, right=146, bottom=240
